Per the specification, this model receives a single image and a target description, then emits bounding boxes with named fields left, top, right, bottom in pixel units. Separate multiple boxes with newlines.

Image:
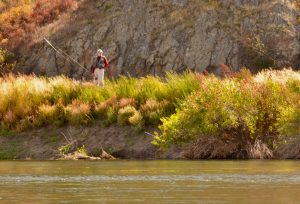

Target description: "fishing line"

left=43, top=38, right=88, bottom=71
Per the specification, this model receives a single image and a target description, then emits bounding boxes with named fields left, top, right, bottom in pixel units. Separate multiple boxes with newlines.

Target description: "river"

left=0, top=160, right=300, bottom=203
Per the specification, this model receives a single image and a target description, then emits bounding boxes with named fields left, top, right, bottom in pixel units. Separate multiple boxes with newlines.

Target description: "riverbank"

left=0, top=123, right=182, bottom=160
left=1, top=122, right=300, bottom=160
left=0, top=69, right=299, bottom=160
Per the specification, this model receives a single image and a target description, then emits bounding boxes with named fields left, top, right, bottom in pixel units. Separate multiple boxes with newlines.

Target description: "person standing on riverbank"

left=91, top=49, right=109, bottom=86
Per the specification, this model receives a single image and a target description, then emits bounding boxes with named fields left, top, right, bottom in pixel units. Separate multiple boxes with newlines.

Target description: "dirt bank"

left=182, top=137, right=274, bottom=159
left=274, top=138, right=300, bottom=159
left=0, top=123, right=183, bottom=160
left=1, top=123, right=299, bottom=160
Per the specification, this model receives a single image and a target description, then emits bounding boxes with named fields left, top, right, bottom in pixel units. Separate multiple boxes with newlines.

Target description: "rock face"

left=20, top=0, right=300, bottom=78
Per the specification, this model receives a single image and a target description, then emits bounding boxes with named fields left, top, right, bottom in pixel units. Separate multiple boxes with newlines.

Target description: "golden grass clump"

left=118, top=98, right=137, bottom=109
left=254, top=68, right=300, bottom=84
left=38, top=104, right=57, bottom=122
left=118, top=106, right=143, bottom=126
left=140, top=99, right=170, bottom=125
left=141, top=99, right=169, bottom=112
left=3, top=110, right=16, bottom=125
left=94, top=102, right=108, bottom=116
left=65, top=100, right=92, bottom=125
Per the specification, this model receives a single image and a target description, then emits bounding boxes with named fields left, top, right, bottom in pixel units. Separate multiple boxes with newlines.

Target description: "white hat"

left=97, top=49, right=103, bottom=53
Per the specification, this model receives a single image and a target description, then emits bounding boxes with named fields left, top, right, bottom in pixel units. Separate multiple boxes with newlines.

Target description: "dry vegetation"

left=0, top=0, right=76, bottom=49
left=0, top=72, right=199, bottom=132
left=0, top=69, right=299, bottom=158
left=0, top=0, right=299, bottom=159
left=0, top=0, right=76, bottom=73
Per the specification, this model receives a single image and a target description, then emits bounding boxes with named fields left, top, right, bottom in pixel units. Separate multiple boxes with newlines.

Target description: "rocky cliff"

left=19, top=0, right=300, bottom=78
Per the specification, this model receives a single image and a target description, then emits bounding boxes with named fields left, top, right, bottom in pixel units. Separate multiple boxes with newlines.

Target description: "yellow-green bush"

left=153, top=69, right=300, bottom=149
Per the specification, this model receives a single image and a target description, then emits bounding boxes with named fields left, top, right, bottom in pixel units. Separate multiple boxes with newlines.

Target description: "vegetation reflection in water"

left=1, top=160, right=300, bottom=203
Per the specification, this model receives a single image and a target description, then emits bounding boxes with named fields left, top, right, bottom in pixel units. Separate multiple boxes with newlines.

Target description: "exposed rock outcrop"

left=19, top=0, right=300, bottom=78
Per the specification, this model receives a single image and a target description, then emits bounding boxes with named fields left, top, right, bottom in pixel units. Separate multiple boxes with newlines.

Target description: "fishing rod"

left=43, top=37, right=89, bottom=72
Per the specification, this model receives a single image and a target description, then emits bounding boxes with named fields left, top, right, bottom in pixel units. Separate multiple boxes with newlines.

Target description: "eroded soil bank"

left=0, top=123, right=182, bottom=160
left=0, top=123, right=298, bottom=160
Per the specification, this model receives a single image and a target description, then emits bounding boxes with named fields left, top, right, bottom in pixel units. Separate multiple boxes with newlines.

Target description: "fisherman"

left=91, top=49, right=109, bottom=86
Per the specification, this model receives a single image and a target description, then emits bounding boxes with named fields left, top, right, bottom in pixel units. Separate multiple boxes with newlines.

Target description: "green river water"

left=0, top=160, right=300, bottom=203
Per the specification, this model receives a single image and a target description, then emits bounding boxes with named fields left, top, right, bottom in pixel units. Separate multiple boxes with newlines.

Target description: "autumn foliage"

left=0, top=0, right=76, bottom=74
left=31, top=0, right=76, bottom=26
left=0, top=0, right=76, bottom=50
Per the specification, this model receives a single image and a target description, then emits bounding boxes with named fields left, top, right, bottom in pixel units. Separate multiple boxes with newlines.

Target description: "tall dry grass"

left=0, top=69, right=299, bottom=149
left=0, top=71, right=199, bottom=131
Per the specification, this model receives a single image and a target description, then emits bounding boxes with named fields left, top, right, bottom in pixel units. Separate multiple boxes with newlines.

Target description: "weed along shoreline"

left=0, top=69, right=300, bottom=160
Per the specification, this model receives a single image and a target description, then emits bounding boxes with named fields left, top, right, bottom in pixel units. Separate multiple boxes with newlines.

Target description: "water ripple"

left=1, top=174, right=300, bottom=184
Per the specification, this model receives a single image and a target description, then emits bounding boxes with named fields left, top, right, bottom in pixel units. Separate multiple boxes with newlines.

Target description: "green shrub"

left=59, top=143, right=71, bottom=155
left=76, top=145, right=87, bottom=155
left=154, top=73, right=299, bottom=149
left=277, top=106, right=300, bottom=137
left=105, top=106, right=118, bottom=126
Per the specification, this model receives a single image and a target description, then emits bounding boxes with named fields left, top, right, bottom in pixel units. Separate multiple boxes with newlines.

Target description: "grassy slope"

left=0, top=72, right=199, bottom=131
left=0, top=69, right=299, bottom=159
